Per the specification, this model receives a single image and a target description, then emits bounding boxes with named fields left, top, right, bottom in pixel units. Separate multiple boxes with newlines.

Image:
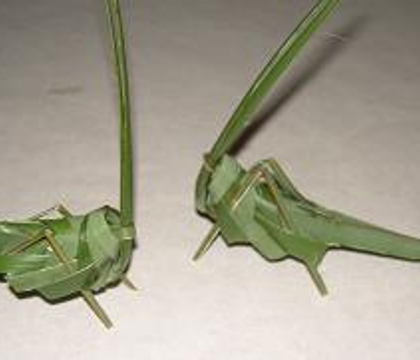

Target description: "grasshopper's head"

left=195, top=155, right=245, bottom=218
left=195, top=160, right=213, bottom=215
left=72, top=206, right=135, bottom=293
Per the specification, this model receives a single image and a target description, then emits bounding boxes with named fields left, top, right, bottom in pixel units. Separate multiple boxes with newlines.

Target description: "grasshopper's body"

left=196, top=155, right=420, bottom=294
left=0, top=0, right=135, bottom=328
left=193, top=0, right=420, bottom=294
left=0, top=206, right=133, bottom=300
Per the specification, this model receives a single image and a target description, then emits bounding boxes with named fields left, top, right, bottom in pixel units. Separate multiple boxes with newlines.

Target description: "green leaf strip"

left=208, top=0, right=340, bottom=164
left=105, top=0, right=135, bottom=232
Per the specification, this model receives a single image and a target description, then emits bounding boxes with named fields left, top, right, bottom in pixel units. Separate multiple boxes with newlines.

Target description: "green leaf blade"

left=209, top=0, right=340, bottom=163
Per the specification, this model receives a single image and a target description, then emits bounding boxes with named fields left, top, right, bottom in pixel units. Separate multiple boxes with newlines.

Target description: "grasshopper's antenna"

left=207, top=0, right=340, bottom=165
left=105, top=0, right=135, bottom=235
left=196, top=0, right=340, bottom=213
left=106, top=0, right=137, bottom=292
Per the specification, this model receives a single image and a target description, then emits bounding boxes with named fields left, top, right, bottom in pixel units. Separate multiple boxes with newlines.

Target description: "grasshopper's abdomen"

left=304, top=209, right=420, bottom=260
left=254, top=189, right=420, bottom=262
left=278, top=197, right=420, bottom=261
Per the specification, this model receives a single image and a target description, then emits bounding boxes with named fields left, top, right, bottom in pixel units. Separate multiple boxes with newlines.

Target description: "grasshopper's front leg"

left=193, top=225, right=220, bottom=261
left=43, top=229, right=113, bottom=329
left=193, top=163, right=289, bottom=260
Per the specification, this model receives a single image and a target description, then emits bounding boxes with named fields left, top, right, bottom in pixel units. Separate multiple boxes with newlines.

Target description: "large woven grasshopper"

left=193, top=0, right=420, bottom=295
left=0, top=0, right=135, bottom=328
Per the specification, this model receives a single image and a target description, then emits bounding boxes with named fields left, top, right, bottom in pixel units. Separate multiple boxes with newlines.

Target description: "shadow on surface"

left=231, top=16, right=369, bottom=157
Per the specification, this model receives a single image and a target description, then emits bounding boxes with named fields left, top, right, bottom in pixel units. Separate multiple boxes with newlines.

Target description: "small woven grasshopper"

left=193, top=0, right=420, bottom=295
left=0, top=0, right=135, bottom=328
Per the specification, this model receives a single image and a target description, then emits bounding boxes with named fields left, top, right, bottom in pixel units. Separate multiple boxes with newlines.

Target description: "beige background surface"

left=0, top=0, right=420, bottom=359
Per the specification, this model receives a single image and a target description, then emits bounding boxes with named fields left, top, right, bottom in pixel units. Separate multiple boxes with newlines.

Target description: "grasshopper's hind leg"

left=307, top=263, right=328, bottom=296
left=253, top=163, right=329, bottom=295
left=260, top=159, right=330, bottom=217
left=260, top=159, right=306, bottom=202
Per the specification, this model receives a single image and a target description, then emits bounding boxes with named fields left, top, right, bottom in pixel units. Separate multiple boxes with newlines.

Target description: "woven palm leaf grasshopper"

left=0, top=0, right=136, bottom=328
left=193, top=0, right=420, bottom=295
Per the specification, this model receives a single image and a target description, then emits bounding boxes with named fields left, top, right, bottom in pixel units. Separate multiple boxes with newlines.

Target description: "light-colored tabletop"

left=0, top=0, right=419, bottom=359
